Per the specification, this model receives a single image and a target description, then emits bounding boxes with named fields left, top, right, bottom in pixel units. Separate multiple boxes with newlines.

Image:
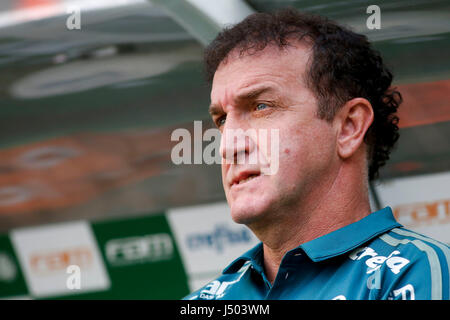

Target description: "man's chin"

left=229, top=200, right=270, bottom=226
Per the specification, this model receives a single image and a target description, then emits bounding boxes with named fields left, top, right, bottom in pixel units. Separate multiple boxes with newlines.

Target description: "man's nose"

left=220, top=116, right=257, bottom=164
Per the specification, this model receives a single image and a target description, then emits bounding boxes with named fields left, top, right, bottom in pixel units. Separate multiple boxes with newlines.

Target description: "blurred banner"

left=376, top=171, right=450, bottom=244
left=0, top=202, right=258, bottom=299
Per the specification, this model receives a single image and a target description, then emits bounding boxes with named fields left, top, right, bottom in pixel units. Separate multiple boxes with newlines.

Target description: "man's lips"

left=230, top=170, right=262, bottom=187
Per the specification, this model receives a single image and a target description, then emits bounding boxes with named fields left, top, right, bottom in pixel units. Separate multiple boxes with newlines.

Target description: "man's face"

left=210, top=43, right=338, bottom=228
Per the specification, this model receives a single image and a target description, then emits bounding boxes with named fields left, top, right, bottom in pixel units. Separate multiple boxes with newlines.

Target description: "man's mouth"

left=237, top=174, right=260, bottom=184
left=231, top=172, right=261, bottom=186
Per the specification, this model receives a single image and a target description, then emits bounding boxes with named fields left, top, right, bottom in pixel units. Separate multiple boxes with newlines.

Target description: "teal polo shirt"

left=184, top=207, right=450, bottom=300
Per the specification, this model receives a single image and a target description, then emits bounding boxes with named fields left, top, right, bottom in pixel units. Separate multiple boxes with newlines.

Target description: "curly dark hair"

left=204, top=8, right=401, bottom=181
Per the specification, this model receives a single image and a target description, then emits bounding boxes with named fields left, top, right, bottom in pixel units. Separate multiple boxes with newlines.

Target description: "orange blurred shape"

left=392, top=161, right=423, bottom=173
left=396, top=79, right=450, bottom=128
left=30, top=247, right=93, bottom=274
left=17, top=0, right=58, bottom=9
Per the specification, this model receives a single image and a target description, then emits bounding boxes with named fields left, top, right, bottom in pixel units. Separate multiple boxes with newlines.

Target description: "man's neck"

left=250, top=164, right=372, bottom=284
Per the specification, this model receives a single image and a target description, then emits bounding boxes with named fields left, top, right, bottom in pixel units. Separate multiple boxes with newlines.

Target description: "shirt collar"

left=223, top=206, right=402, bottom=273
left=223, top=242, right=263, bottom=274
left=299, top=206, right=402, bottom=261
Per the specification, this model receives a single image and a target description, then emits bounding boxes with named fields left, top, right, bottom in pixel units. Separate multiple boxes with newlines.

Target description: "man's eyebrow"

left=208, top=85, right=277, bottom=116
left=236, top=85, right=277, bottom=101
left=209, top=104, right=222, bottom=116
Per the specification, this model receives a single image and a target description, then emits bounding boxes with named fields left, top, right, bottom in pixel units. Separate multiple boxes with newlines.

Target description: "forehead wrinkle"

left=235, top=84, right=279, bottom=102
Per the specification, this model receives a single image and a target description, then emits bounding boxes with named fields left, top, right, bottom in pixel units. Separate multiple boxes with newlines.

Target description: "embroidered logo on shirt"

left=349, top=246, right=410, bottom=274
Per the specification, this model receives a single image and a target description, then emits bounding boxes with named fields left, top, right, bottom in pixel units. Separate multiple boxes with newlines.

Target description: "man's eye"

left=216, top=116, right=226, bottom=127
left=255, top=103, right=269, bottom=111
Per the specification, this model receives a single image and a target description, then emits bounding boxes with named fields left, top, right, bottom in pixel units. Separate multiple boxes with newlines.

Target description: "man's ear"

left=334, top=98, right=374, bottom=159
